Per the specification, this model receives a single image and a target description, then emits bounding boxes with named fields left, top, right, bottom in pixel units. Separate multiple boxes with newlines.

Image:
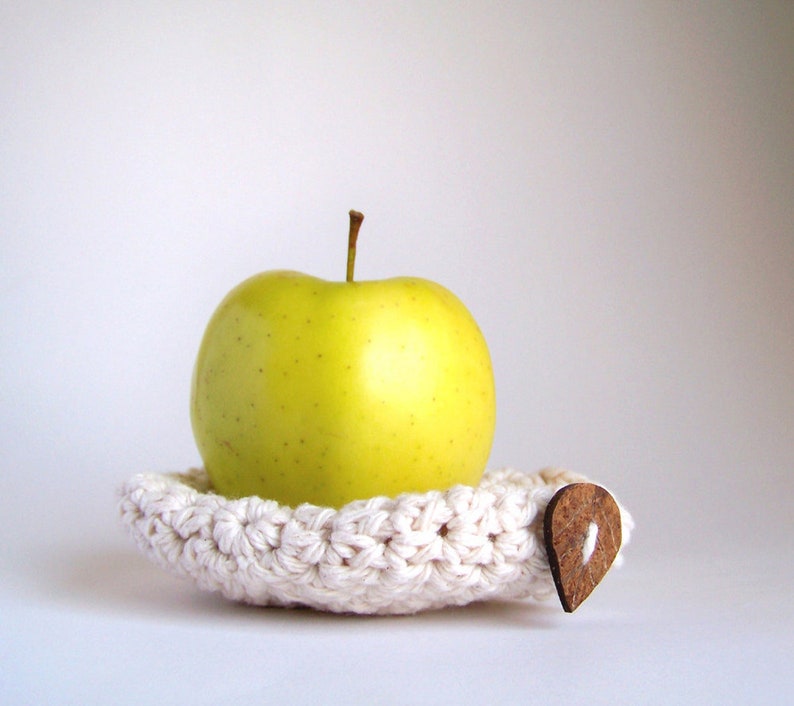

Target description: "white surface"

left=2, top=2, right=793, bottom=704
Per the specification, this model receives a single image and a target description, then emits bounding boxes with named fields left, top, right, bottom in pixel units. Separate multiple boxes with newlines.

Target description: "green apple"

left=190, top=211, right=496, bottom=508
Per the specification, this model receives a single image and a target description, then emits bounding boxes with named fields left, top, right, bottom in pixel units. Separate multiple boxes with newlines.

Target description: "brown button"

left=544, top=483, right=622, bottom=612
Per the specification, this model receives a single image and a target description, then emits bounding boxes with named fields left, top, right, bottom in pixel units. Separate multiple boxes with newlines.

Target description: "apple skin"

left=190, top=270, right=496, bottom=508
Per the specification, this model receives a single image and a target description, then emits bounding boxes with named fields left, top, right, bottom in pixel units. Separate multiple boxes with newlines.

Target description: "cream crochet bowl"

left=119, top=466, right=633, bottom=615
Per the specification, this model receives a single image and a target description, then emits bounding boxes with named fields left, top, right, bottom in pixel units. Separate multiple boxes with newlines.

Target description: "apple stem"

left=346, top=210, right=364, bottom=282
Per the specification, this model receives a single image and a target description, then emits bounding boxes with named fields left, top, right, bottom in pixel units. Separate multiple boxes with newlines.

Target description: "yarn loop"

left=119, top=467, right=632, bottom=615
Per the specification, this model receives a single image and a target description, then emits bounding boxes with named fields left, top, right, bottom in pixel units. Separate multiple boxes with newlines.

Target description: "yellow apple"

left=190, top=211, right=495, bottom=507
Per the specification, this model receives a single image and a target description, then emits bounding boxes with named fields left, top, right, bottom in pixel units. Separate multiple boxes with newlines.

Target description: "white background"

left=2, top=2, right=793, bottom=704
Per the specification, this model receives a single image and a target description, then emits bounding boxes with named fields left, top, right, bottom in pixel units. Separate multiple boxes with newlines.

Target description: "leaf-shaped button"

left=544, top=483, right=622, bottom=612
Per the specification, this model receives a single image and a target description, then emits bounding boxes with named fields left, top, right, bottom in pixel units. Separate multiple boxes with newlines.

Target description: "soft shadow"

left=420, top=598, right=564, bottom=629
left=25, top=544, right=231, bottom=618
left=21, top=542, right=566, bottom=628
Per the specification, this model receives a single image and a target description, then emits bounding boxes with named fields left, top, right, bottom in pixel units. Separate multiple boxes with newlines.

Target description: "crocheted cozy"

left=119, top=467, right=633, bottom=615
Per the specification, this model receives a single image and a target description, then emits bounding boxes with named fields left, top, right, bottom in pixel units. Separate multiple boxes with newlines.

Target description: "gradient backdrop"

left=2, top=2, right=793, bottom=703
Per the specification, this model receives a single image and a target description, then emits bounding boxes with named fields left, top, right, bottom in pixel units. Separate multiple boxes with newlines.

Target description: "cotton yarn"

left=119, top=467, right=633, bottom=615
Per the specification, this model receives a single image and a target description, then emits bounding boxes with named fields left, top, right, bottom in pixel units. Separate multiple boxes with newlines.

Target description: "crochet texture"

left=119, top=467, right=633, bottom=615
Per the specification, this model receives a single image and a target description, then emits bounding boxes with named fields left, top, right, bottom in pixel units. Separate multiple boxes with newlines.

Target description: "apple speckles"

left=218, top=438, right=239, bottom=456
left=192, top=271, right=495, bottom=508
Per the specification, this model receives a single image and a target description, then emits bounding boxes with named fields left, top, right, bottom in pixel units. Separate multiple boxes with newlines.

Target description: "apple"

left=190, top=211, right=496, bottom=508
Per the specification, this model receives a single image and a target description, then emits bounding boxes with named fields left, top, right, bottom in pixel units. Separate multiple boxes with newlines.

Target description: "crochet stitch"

left=119, top=467, right=633, bottom=615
